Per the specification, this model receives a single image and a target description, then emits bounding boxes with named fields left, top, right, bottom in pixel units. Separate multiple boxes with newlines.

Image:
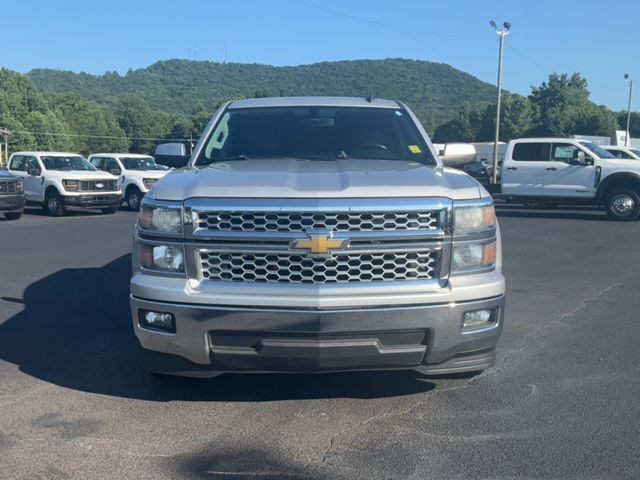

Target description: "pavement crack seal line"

left=495, top=265, right=640, bottom=373
left=308, top=379, right=483, bottom=469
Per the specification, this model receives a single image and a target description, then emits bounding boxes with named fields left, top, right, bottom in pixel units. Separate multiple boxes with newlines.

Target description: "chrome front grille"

left=199, top=250, right=438, bottom=284
left=196, top=211, right=439, bottom=233
left=0, top=181, right=16, bottom=194
left=185, top=198, right=450, bottom=287
left=80, top=180, right=118, bottom=192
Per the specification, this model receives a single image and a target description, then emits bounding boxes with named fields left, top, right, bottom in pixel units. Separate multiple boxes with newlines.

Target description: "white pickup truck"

left=130, top=96, right=505, bottom=378
left=501, top=138, right=640, bottom=220
left=8, top=151, right=122, bottom=216
left=88, top=153, right=169, bottom=210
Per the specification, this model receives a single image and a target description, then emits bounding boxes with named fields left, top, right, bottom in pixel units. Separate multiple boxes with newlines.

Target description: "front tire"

left=44, top=191, right=65, bottom=217
left=4, top=212, right=22, bottom=221
left=126, top=187, right=142, bottom=211
left=605, top=188, right=640, bottom=221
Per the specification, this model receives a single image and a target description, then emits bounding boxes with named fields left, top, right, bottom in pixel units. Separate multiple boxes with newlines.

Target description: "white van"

left=88, top=153, right=169, bottom=210
left=8, top=151, right=122, bottom=216
left=501, top=138, right=640, bottom=220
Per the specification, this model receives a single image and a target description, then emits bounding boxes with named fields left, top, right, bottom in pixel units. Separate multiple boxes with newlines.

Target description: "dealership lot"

left=0, top=205, right=639, bottom=479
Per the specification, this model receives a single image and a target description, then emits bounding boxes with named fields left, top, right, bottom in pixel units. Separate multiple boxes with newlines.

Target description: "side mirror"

left=574, top=151, right=594, bottom=166
left=28, top=167, right=41, bottom=176
left=110, top=169, right=121, bottom=176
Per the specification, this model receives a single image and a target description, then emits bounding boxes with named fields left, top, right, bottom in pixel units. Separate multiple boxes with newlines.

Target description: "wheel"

left=4, top=212, right=22, bottom=220
left=101, top=207, right=118, bottom=214
left=604, top=188, right=640, bottom=221
left=44, top=191, right=65, bottom=217
left=126, top=187, right=143, bottom=211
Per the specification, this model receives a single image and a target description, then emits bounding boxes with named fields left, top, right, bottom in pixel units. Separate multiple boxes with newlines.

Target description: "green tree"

left=527, top=73, right=616, bottom=137
left=48, top=93, right=128, bottom=154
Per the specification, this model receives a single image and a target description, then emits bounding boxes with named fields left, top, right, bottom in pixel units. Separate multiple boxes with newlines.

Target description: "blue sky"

left=3, top=0, right=639, bottom=111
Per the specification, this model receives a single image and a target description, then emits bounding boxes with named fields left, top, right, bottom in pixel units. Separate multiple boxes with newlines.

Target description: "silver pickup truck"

left=130, top=97, right=505, bottom=378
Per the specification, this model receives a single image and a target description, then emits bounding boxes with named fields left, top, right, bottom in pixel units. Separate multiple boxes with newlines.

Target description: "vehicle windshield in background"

left=630, top=148, right=640, bottom=157
left=581, top=142, right=615, bottom=159
left=121, top=157, right=167, bottom=170
left=41, top=155, right=96, bottom=171
left=195, top=106, right=436, bottom=166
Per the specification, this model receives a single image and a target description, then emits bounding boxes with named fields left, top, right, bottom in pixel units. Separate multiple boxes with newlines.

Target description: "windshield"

left=41, top=155, right=96, bottom=171
left=195, top=106, right=436, bottom=166
left=121, top=156, right=167, bottom=170
left=580, top=142, right=615, bottom=159
left=630, top=148, right=640, bottom=158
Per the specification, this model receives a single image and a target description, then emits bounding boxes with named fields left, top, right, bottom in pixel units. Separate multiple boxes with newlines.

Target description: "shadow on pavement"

left=176, top=446, right=333, bottom=479
left=22, top=206, right=121, bottom=217
left=0, top=254, right=435, bottom=402
left=495, top=204, right=609, bottom=221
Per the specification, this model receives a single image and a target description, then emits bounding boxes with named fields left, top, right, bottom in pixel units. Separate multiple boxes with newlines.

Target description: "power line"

left=293, top=0, right=492, bottom=42
left=11, top=130, right=195, bottom=142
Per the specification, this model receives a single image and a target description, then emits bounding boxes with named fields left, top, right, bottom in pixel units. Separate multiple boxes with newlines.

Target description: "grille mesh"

left=196, top=211, right=439, bottom=233
left=199, top=250, right=437, bottom=284
left=80, top=180, right=118, bottom=192
left=0, top=182, right=17, bottom=194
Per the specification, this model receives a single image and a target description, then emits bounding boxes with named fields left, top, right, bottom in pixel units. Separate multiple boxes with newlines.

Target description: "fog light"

left=463, top=309, right=496, bottom=331
left=140, top=310, right=175, bottom=333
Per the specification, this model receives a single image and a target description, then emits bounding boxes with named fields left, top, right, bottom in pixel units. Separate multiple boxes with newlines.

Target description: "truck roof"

left=510, top=138, right=602, bottom=143
left=11, top=151, right=81, bottom=157
left=90, top=153, right=152, bottom=158
left=228, top=96, right=401, bottom=109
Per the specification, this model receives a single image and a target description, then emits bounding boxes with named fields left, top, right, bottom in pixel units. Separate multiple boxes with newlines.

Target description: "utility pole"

left=489, top=20, right=511, bottom=185
left=624, top=74, right=633, bottom=147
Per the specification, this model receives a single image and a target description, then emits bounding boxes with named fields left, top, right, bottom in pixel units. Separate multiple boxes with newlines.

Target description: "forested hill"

left=28, top=58, right=496, bottom=129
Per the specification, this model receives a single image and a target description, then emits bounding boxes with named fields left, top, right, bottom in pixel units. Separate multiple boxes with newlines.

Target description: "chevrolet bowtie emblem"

left=292, top=232, right=348, bottom=255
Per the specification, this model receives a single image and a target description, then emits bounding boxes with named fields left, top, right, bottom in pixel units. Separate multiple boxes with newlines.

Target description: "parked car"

left=88, top=153, right=169, bottom=210
left=8, top=152, right=122, bottom=216
left=130, top=96, right=505, bottom=378
left=501, top=138, right=640, bottom=220
left=602, top=145, right=640, bottom=160
left=0, top=170, right=25, bottom=220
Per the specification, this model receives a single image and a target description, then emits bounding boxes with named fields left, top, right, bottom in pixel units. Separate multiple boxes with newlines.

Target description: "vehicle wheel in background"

left=101, top=207, right=118, bottom=214
left=44, top=191, right=65, bottom=217
left=604, top=188, right=640, bottom=221
left=4, top=212, right=22, bottom=220
left=126, top=187, right=143, bottom=211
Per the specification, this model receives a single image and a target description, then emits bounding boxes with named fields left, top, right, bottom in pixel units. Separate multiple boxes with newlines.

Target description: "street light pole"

left=490, top=21, right=511, bottom=185
left=624, top=74, right=633, bottom=147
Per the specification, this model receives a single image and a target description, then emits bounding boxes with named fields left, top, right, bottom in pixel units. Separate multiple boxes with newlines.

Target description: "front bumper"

left=63, top=193, right=122, bottom=208
left=131, top=294, right=504, bottom=377
left=0, top=194, right=26, bottom=212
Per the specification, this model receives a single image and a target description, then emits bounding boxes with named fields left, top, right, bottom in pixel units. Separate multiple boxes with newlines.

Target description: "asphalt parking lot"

left=1, top=204, right=639, bottom=479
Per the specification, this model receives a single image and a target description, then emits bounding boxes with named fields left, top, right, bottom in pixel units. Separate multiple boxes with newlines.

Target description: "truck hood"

left=123, top=169, right=169, bottom=180
left=42, top=170, right=117, bottom=180
left=152, top=159, right=482, bottom=200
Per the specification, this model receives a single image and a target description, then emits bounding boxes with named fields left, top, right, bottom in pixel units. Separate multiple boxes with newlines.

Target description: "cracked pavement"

left=0, top=204, right=639, bottom=479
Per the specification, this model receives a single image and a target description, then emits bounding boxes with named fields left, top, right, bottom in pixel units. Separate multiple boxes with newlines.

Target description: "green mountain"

left=28, top=58, right=497, bottom=130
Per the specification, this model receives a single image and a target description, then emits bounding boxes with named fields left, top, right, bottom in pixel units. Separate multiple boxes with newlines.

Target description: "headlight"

left=62, top=180, right=81, bottom=191
left=140, top=244, right=184, bottom=272
left=142, top=178, right=157, bottom=189
left=139, top=202, right=182, bottom=233
left=452, top=241, right=496, bottom=273
left=15, top=180, right=23, bottom=192
left=454, top=203, right=496, bottom=233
